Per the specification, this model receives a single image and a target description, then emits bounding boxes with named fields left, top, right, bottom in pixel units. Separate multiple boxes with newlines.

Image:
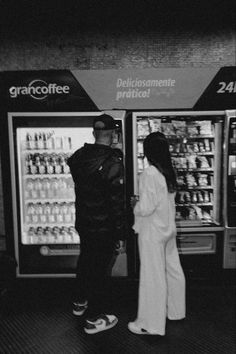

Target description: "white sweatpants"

left=135, top=235, right=186, bottom=335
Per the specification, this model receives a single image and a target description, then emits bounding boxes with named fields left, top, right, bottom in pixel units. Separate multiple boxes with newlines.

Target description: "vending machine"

left=130, top=111, right=226, bottom=274
left=6, top=111, right=125, bottom=276
left=223, top=110, right=236, bottom=268
left=1, top=67, right=235, bottom=278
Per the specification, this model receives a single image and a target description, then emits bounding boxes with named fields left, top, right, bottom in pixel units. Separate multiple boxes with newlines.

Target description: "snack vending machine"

left=223, top=110, right=236, bottom=268
left=132, top=111, right=226, bottom=274
left=7, top=111, right=125, bottom=277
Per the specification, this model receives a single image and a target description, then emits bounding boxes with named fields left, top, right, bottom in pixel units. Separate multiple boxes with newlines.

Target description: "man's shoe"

left=72, top=300, right=88, bottom=316
left=84, top=314, right=118, bottom=334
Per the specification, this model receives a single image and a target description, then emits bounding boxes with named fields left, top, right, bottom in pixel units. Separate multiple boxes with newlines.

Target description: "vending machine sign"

left=9, top=80, right=70, bottom=100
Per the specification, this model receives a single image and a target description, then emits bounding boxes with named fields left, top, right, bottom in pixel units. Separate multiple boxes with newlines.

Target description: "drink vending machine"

left=7, top=112, right=125, bottom=276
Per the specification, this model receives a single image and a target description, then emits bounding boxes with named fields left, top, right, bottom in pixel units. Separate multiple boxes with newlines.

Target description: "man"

left=67, top=113, right=126, bottom=334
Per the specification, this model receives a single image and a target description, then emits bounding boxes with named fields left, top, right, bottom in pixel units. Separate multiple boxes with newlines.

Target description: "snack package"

left=178, top=192, right=185, bottom=204
left=176, top=175, right=185, bottom=186
left=188, top=207, right=197, bottom=220
left=197, top=156, right=210, bottom=168
left=175, top=211, right=182, bottom=220
left=172, top=120, right=186, bottom=136
left=137, top=119, right=150, bottom=137
left=193, top=142, right=199, bottom=152
left=186, top=173, right=197, bottom=187
left=203, top=191, right=210, bottom=203
left=175, top=143, right=181, bottom=153
left=180, top=157, right=187, bottom=169
left=198, top=173, right=208, bottom=186
left=148, top=117, right=161, bottom=132
left=191, top=192, right=198, bottom=203
left=187, top=155, right=197, bottom=169
left=137, top=157, right=144, bottom=172
left=204, top=139, right=211, bottom=152
left=198, top=121, right=213, bottom=135
left=137, top=141, right=144, bottom=155
left=186, top=143, right=195, bottom=153
left=186, top=121, right=199, bottom=136
left=185, top=191, right=191, bottom=203
left=202, top=210, right=212, bottom=222
left=143, top=157, right=149, bottom=169
left=161, top=122, right=175, bottom=136
left=192, top=205, right=203, bottom=219
left=198, top=142, right=205, bottom=152
left=197, top=191, right=204, bottom=203
left=169, top=143, right=174, bottom=153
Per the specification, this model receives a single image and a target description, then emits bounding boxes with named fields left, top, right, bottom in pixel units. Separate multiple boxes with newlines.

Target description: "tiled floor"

left=0, top=276, right=235, bottom=354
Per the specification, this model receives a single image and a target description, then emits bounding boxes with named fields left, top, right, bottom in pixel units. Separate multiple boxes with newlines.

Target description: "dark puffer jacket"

left=67, top=143, right=126, bottom=241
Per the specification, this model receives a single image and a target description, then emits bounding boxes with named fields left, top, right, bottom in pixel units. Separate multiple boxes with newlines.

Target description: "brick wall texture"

left=0, top=0, right=235, bottom=237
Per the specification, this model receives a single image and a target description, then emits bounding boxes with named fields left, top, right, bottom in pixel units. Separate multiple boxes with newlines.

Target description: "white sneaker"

left=72, top=300, right=88, bottom=316
left=128, top=321, right=152, bottom=335
left=84, top=314, right=118, bottom=334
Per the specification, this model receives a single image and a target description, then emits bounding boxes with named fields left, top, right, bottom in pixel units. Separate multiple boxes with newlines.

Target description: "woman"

left=128, top=132, right=186, bottom=336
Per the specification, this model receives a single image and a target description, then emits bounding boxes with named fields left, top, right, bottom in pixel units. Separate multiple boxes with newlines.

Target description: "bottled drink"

left=34, top=178, right=42, bottom=199
left=61, top=202, right=69, bottom=223
left=29, top=155, right=37, bottom=175
left=56, top=178, right=65, bottom=198
left=54, top=155, right=62, bottom=174
left=26, top=203, right=33, bottom=223
left=26, top=133, right=35, bottom=150
left=51, top=178, right=59, bottom=198
left=25, top=178, right=34, bottom=199
left=54, top=136, right=62, bottom=150
left=31, top=203, right=39, bottom=224
left=44, top=202, right=52, bottom=223
left=37, top=132, right=44, bottom=150
left=45, top=154, right=54, bottom=174
left=48, top=203, right=55, bottom=224
left=45, top=132, right=54, bottom=150
left=25, top=154, right=31, bottom=174
left=34, top=133, right=39, bottom=150
left=63, top=154, right=70, bottom=174
left=42, top=178, right=50, bottom=199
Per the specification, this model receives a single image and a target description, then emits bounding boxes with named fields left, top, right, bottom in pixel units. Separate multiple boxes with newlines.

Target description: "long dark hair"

left=143, top=132, right=177, bottom=193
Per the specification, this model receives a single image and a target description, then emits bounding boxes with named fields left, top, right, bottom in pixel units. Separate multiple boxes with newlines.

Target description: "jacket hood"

left=67, top=143, right=113, bottom=181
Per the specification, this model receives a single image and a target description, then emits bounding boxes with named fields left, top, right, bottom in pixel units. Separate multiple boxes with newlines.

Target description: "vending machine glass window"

left=17, top=127, right=94, bottom=246
left=133, top=112, right=224, bottom=228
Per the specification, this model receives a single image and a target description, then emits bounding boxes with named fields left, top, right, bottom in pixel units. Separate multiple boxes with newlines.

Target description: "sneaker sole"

left=128, top=323, right=160, bottom=335
left=84, top=318, right=118, bottom=334
left=73, top=309, right=87, bottom=316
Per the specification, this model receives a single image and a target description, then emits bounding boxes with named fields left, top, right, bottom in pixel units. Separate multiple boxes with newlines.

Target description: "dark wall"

left=0, top=0, right=235, bottom=237
left=0, top=0, right=235, bottom=70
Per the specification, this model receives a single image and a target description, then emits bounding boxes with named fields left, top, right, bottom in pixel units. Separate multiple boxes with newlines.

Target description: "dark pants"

left=73, top=233, right=115, bottom=319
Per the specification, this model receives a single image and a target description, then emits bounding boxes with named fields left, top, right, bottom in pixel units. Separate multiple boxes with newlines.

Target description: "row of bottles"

left=25, top=177, right=74, bottom=200
left=25, top=131, right=72, bottom=151
left=26, top=226, right=79, bottom=244
left=25, top=153, right=71, bottom=175
left=25, top=202, right=75, bottom=225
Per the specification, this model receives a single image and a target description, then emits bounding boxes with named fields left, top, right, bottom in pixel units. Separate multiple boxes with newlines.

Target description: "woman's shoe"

left=128, top=322, right=151, bottom=335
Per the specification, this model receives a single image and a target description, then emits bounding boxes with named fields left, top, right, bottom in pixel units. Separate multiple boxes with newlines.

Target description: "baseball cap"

left=93, top=114, right=118, bottom=130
